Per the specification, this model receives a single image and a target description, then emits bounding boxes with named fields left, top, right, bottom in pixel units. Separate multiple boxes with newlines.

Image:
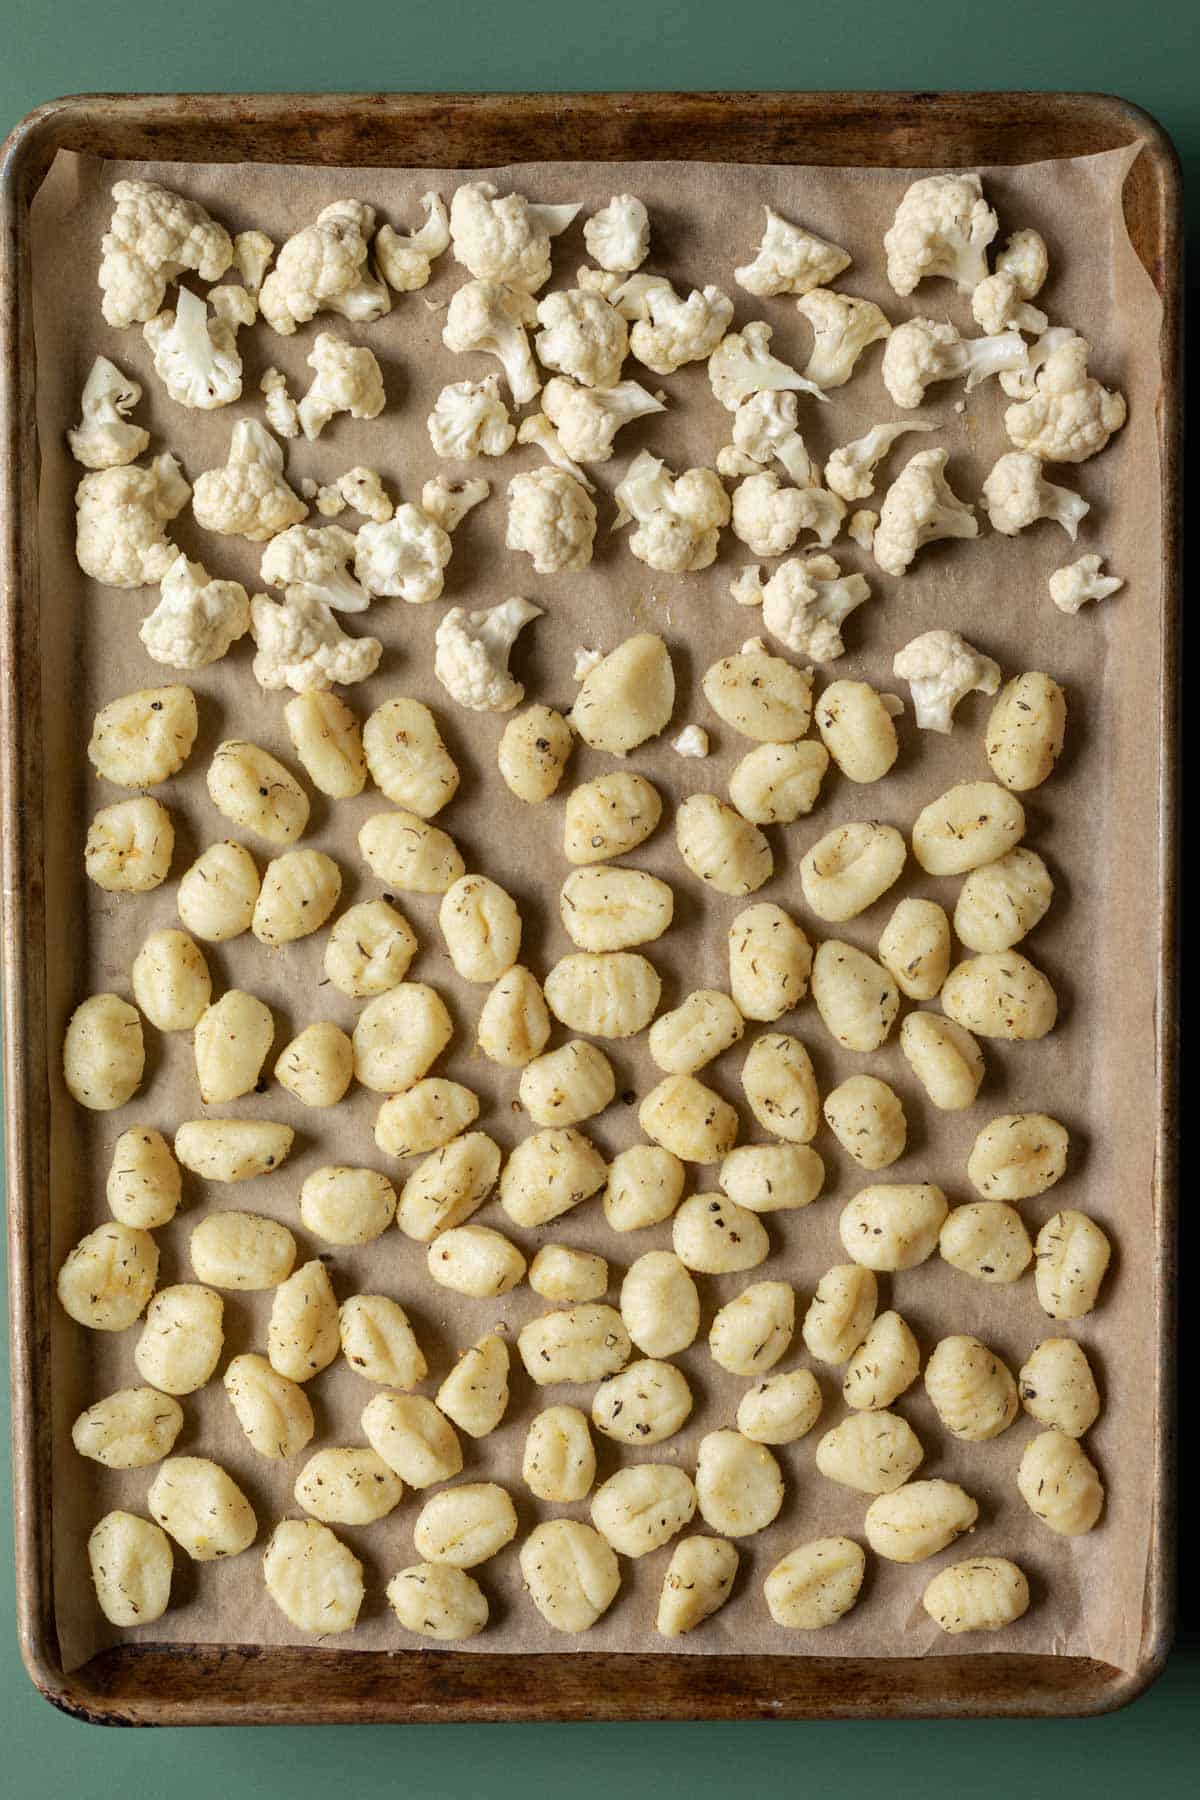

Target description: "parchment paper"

left=29, top=142, right=1166, bottom=1679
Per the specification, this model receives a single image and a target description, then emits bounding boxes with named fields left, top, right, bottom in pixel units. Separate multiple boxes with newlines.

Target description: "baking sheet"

left=29, top=143, right=1164, bottom=1676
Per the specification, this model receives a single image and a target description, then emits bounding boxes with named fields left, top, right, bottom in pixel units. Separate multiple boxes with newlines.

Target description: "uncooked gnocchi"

left=134, top=1283, right=224, bottom=1393
left=207, top=739, right=310, bottom=845
left=294, top=1448, right=403, bottom=1525
left=498, top=704, right=573, bottom=802
left=57, top=1221, right=157, bottom=1330
left=842, top=1311, right=920, bottom=1412
left=728, top=903, right=812, bottom=1021
left=301, top=1165, right=397, bottom=1245
left=520, top=1519, right=620, bottom=1632
left=737, top=1369, right=823, bottom=1445
left=177, top=841, right=260, bottom=942
left=544, top=951, right=661, bottom=1038
left=440, top=874, right=522, bottom=981
left=106, top=1127, right=181, bottom=1229
left=799, top=822, right=906, bottom=922
left=815, top=1410, right=923, bottom=1494
left=922, top=1557, right=1029, bottom=1634
left=571, top=633, right=676, bottom=755
left=268, top=1261, right=340, bottom=1383
left=224, top=1353, right=314, bottom=1460
left=436, top=1334, right=510, bottom=1439
left=398, top=1133, right=502, bottom=1240
left=811, top=941, right=899, bottom=1052
left=88, top=685, right=197, bottom=787
left=193, top=989, right=274, bottom=1103
left=499, top=1127, right=607, bottom=1227
left=675, top=793, right=773, bottom=895
left=639, top=1074, right=739, bottom=1164
left=764, top=1538, right=866, bottom=1630
left=1035, top=1209, right=1111, bottom=1319
left=387, top=1563, right=488, bottom=1640
left=262, top=1519, right=363, bottom=1634
left=560, top=865, right=674, bottom=951
left=339, top=1294, right=427, bottom=1389
left=324, top=898, right=418, bottom=997
left=352, top=983, right=453, bottom=1092
left=284, top=690, right=367, bottom=798
left=520, top=1042, right=615, bottom=1127
left=801, top=1263, right=876, bottom=1365
left=189, top=1211, right=296, bottom=1290
left=529, top=1243, right=608, bottom=1302
left=649, top=989, right=744, bottom=1074
left=864, top=1480, right=979, bottom=1563
left=361, top=1392, right=463, bottom=1488
left=427, top=1224, right=527, bottom=1298
left=358, top=809, right=465, bottom=892
left=822, top=1075, right=906, bottom=1170
left=148, top=1456, right=257, bottom=1561
left=85, top=796, right=174, bottom=892
left=912, top=781, right=1025, bottom=876
left=174, top=1118, right=294, bottom=1182
left=719, top=1143, right=824, bottom=1212
left=1018, top=1338, right=1101, bottom=1437
left=62, top=994, right=144, bottom=1111
left=709, top=1282, right=794, bottom=1376
left=88, top=1511, right=174, bottom=1627
left=967, top=1112, right=1069, bottom=1199
left=72, top=1387, right=184, bottom=1469
left=740, top=1034, right=820, bottom=1145
left=924, top=1335, right=1018, bottom=1441
left=363, top=697, right=460, bottom=817
left=413, top=1482, right=518, bottom=1566
left=131, top=929, right=212, bottom=1030
left=728, top=740, right=828, bottom=823
left=986, top=672, right=1066, bottom=792
left=877, top=897, right=951, bottom=1000
left=657, top=1537, right=739, bottom=1638
left=702, top=646, right=813, bottom=741
left=563, top=770, right=662, bottom=864
left=252, top=848, right=342, bottom=945
left=591, top=1463, right=697, bottom=1556
left=523, top=1405, right=596, bottom=1502
left=603, top=1145, right=685, bottom=1233
left=839, top=1183, right=948, bottom=1271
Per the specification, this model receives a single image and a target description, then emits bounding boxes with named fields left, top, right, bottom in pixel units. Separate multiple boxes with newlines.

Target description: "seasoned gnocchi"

left=591, top=1463, right=697, bottom=1557
left=702, top=645, right=813, bottom=741
left=294, top=1448, right=403, bottom=1525
left=301, top=1165, right=397, bottom=1245
left=499, top=1127, right=607, bottom=1227
left=941, top=952, right=1058, bottom=1041
left=520, top=1042, right=615, bottom=1127
left=728, top=740, right=828, bottom=823
left=899, top=1011, right=984, bottom=1110
left=88, top=685, right=198, bottom=786
left=603, top=1145, right=685, bottom=1233
left=709, top=1282, right=795, bottom=1376
left=428, top=1224, right=527, bottom=1298
left=57, top=1221, right=157, bottom=1330
left=498, top=704, right=573, bottom=802
left=72, top=1387, right=184, bottom=1469
left=131, top=929, right=212, bottom=1030
left=967, top=1112, right=1069, bottom=1199
left=262, top=1519, right=363, bottom=1635
left=189, top=1211, right=296, bottom=1290
left=324, top=898, right=418, bottom=997
left=529, top=1243, right=609, bottom=1302
left=387, top=1563, right=489, bottom=1640
left=268, top=1260, right=340, bottom=1382
left=925, top=1334, right=1018, bottom=1441
left=88, top=1512, right=174, bottom=1627
left=174, top=1118, right=294, bottom=1182
left=657, top=1537, right=739, bottom=1638
left=639, top=1074, right=739, bottom=1164
left=877, top=897, right=951, bottom=1000
left=765, top=1538, right=866, bottom=1630
left=802, top=1263, right=876, bottom=1365
left=592, top=1359, right=693, bottom=1445
left=85, top=796, right=174, bottom=892
left=476, top=965, right=551, bottom=1066
left=363, top=697, right=460, bottom=817
left=523, top=1406, right=596, bottom=1503
left=649, top=989, right=744, bottom=1074
left=839, top=1183, right=948, bottom=1271
left=799, top=822, right=906, bottom=922
left=520, top=1520, right=620, bottom=1633
left=842, top=1311, right=920, bottom=1412
left=339, top=1294, right=427, bottom=1389
left=436, top=1334, right=510, bottom=1439
left=361, top=1392, right=463, bottom=1488
left=728, top=904, right=812, bottom=1022
left=672, top=1191, right=769, bottom=1273
left=440, top=874, right=522, bottom=982
left=811, top=941, right=899, bottom=1052
left=571, top=633, right=676, bottom=756
left=224, top=1353, right=314, bottom=1460
left=274, top=1021, right=354, bottom=1107
left=560, top=865, right=674, bottom=951
left=954, top=847, right=1054, bottom=954
left=284, top=690, right=367, bottom=798
left=912, top=781, right=1025, bottom=876
left=207, top=739, right=310, bottom=845
left=986, top=672, right=1066, bottom=792
left=352, top=983, right=453, bottom=1092
left=675, top=793, right=773, bottom=895
left=1035, top=1209, right=1111, bottom=1319
left=939, top=1201, right=1033, bottom=1283
left=177, top=841, right=260, bottom=942
left=695, top=1430, right=784, bottom=1537
left=398, top=1133, right=502, bottom=1240
left=562, top=770, right=662, bottom=864
left=1018, top=1338, right=1101, bottom=1437
left=518, top=1304, right=632, bottom=1386
left=544, top=950, right=661, bottom=1038
left=719, top=1143, right=824, bottom=1212
left=62, top=994, right=144, bottom=1111
left=814, top=680, right=901, bottom=783
left=822, top=1075, right=906, bottom=1170
left=620, top=1250, right=700, bottom=1357
left=414, top=1482, right=518, bottom=1566
left=815, top=1409, right=923, bottom=1494
left=106, top=1127, right=181, bottom=1229
left=741, top=1034, right=820, bottom=1145
left=737, top=1369, right=823, bottom=1444
left=148, top=1456, right=257, bottom=1561
left=865, top=1480, right=979, bottom=1564
left=134, top=1283, right=224, bottom=1393
left=922, top=1558, right=1029, bottom=1634
left=193, top=989, right=274, bottom=1103
left=252, top=848, right=341, bottom=945
left=358, top=809, right=465, bottom=892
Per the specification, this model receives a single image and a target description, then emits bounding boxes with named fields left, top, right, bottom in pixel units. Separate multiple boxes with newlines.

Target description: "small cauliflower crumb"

left=573, top=646, right=604, bottom=680
left=261, top=368, right=300, bottom=439
left=848, top=509, right=878, bottom=551
left=421, top=475, right=490, bottom=533
left=309, top=467, right=393, bottom=522
left=673, top=726, right=710, bottom=759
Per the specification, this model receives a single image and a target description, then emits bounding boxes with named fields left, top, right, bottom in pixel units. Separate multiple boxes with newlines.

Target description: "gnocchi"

left=967, top=1112, right=1069, bottom=1199
left=675, top=793, right=773, bottom=895
left=802, top=1263, right=876, bottom=1365
left=737, top=1369, right=823, bottom=1444
left=131, top=929, right=212, bottom=1030
left=177, top=841, right=260, bottom=942
left=719, top=1143, right=824, bottom=1212
left=387, top=1563, right=488, bottom=1640
left=398, top=1133, right=502, bottom=1240
left=842, top=1311, right=920, bottom=1412
left=361, top=1392, right=463, bottom=1488
left=986, top=672, right=1066, bottom=792
left=519, top=1042, right=615, bottom=1127
left=911, top=781, right=1025, bottom=876
left=811, top=941, right=899, bottom=1053
left=476, top=965, right=551, bottom=1066
left=695, top=1430, right=784, bottom=1537
left=72, top=1387, right=184, bottom=1469
left=922, top=1558, right=1030, bottom=1634
left=300, top=1165, right=397, bottom=1245
left=1035, top=1209, right=1111, bottom=1319
left=436, top=1334, right=510, bottom=1439
left=106, top=1127, right=181, bottom=1229
left=499, top=1127, right=607, bottom=1227
left=864, top=1480, right=979, bottom=1563
left=702, top=646, right=813, bottom=741
left=274, top=1021, right=354, bottom=1107
left=544, top=951, right=661, bottom=1038
left=877, top=897, right=951, bottom=1000
left=363, top=697, right=459, bottom=817
left=603, top=1145, right=685, bottom=1233
left=1018, top=1338, right=1101, bottom=1437
left=709, top=1282, right=795, bottom=1376
left=822, top=1075, right=906, bottom=1170
left=324, top=899, right=418, bottom=997
left=189, top=1211, right=296, bottom=1290
left=88, top=685, right=197, bottom=787
left=134, top=1283, right=224, bottom=1393
left=620, top=1250, right=700, bottom=1357
left=413, top=1482, right=518, bottom=1566
left=954, top=847, right=1054, bottom=954
left=560, top=865, right=674, bottom=952
left=592, top=1359, right=693, bottom=1445
left=728, top=904, right=812, bottom=1022
left=814, top=679, right=901, bottom=783
left=352, top=983, right=453, bottom=1092
left=498, top=704, right=573, bottom=802
left=571, top=633, right=676, bottom=756
left=268, top=1260, right=340, bottom=1382
left=591, top=1463, right=697, bottom=1557
left=57, top=1221, right=157, bottom=1330
left=427, top=1224, right=527, bottom=1298
left=940, top=952, right=1058, bottom=1041
left=339, top=1294, right=427, bottom=1389
left=672, top=1191, right=769, bottom=1273
left=764, top=1538, right=866, bottom=1630
left=440, top=874, right=522, bottom=982
left=639, top=1074, right=739, bottom=1164
left=284, top=690, right=367, bottom=798
left=262, top=1519, right=364, bottom=1635
left=294, top=1448, right=403, bottom=1525
left=939, top=1201, right=1033, bottom=1284
left=657, top=1536, right=739, bottom=1637
left=85, top=795, right=174, bottom=892
left=358, top=809, right=465, bottom=893
left=62, top=994, right=144, bottom=1111
left=740, top=1034, right=820, bottom=1145
left=207, top=739, right=310, bottom=845
left=925, top=1335, right=1018, bottom=1441
left=88, top=1512, right=174, bottom=1627
left=839, top=1183, right=948, bottom=1271
left=520, top=1520, right=620, bottom=1633
left=529, top=1243, right=609, bottom=1303
left=148, top=1456, right=257, bottom=1561
left=728, top=740, right=828, bottom=824
left=523, top=1405, right=596, bottom=1503
left=174, top=1118, right=294, bottom=1181
left=252, top=848, right=342, bottom=945
left=649, top=989, right=745, bottom=1074
left=193, top=989, right=274, bottom=1103
left=799, top=822, right=907, bottom=922
left=815, top=1409, right=923, bottom=1494
left=224, top=1353, right=314, bottom=1460
left=899, top=1011, right=984, bottom=1110
left=518, top=1304, right=632, bottom=1386
left=563, top=770, right=662, bottom=864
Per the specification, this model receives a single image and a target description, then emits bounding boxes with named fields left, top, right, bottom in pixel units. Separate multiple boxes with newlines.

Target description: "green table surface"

left=3, top=0, right=1195, bottom=1790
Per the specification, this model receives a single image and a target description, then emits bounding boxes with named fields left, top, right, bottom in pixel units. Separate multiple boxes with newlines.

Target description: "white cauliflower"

left=848, top=509, right=878, bottom=551
left=427, top=374, right=517, bottom=459
left=98, top=178, right=233, bottom=328
left=138, top=553, right=251, bottom=669
left=261, top=524, right=370, bottom=611
left=354, top=505, right=453, bottom=604
left=584, top=195, right=650, bottom=273
left=971, top=272, right=1048, bottom=338
left=192, top=419, right=308, bottom=542
left=442, top=280, right=541, bottom=404
left=883, top=173, right=998, bottom=296
left=673, top=725, right=710, bottom=758
left=1004, top=336, right=1127, bottom=463
left=1049, top=553, right=1125, bottom=615
left=730, top=471, right=844, bottom=558
left=892, top=629, right=1001, bottom=733
left=75, top=454, right=190, bottom=588
left=259, top=200, right=390, bottom=335
left=824, top=420, right=935, bottom=502
left=308, top=467, right=393, bottom=522
left=230, top=230, right=275, bottom=296
left=735, top=205, right=851, bottom=297
left=597, top=271, right=677, bottom=321
left=434, top=597, right=543, bottom=711
left=534, top=288, right=629, bottom=388
left=630, top=284, right=733, bottom=375
left=208, top=284, right=257, bottom=329
left=421, top=475, right=490, bottom=533
left=708, top=320, right=826, bottom=411
left=873, top=448, right=978, bottom=576
left=797, top=289, right=891, bottom=389
left=735, top=554, right=871, bottom=660
left=67, top=356, right=149, bottom=469
left=716, top=391, right=814, bottom=487
left=612, top=450, right=730, bottom=573
left=376, top=192, right=450, bottom=291
left=540, top=375, right=664, bottom=463
left=142, top=286, right=242, bottom=409
left=982, top=451, right=1089, bottom=539
left=882, top=317, right=1028, bottom=407
left=516, top=414, right=595, bottom=492
left=250, top=590, right=382, bottom=692
left=449, top=181, right=580, bottom=292
left=995, top=229, right=1049, bottom=300
left=573, top=646, right=604, bottom=680
left=506, top=468, right=597, bottom=573
left=261, top=368, right=300, bottom=439
left=999, top=326, right=1079, bottom=400
left=297, top=332, right=386, bottom=440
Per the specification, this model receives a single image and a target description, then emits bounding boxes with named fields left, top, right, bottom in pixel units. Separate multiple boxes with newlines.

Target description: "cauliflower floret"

left=259, top=200, right=390, bottom=335
left=516, top=414, right=596, bottom=492
left=995, top=229, right=1049, bottom=300
left=354, top=505, right=453, bottom=604
left=434, top=597, right=543, bottom=711
left=717, top=391, right=814, bottom=488
left=67, top=356, right=150, bottom=469
left=573, top=646, right=604, bottom=680
left=208, top=284, right=258, bottom=329
left=261, top=524, right=370, bottom=612
left=734, top=554, right=872, bottom=660
left=250, top=590, right=382, bottom=692
left=874, top=448, right=978, bottom=576
left=142, top=286, right=242, bottom=409
left=443, top=280, right=541, bottom=404
left=730, top=471, right=844, bottom=558
left=584, top=195, right=650, bottom=273
left=427, top=374, right=517, bottom=459
left=892, top=628, right=1001, bottom=733
left=612, top=450, right=730, bottom=574
left=506, top=468, right=597, bottom=573
left=192, top=419, right=308, bottom=542
left=848, top=509, right=878, bottom=551
left=971, top=272, right=1048, bottom=338
left=599, top=271, right=677, bottom=321
left=735, top=205, right=851, bottom=297
left=982, top=451, right=1089, bottom=539
left=882, top=317, right=1028, bottom=407
left=883, top=173, right=998, bottom=297
left=138, top=553, right=251, bottom=669
left=673, top=725, right=710, bottom=758
left=824, top=420, right=935, bottom=502
left=540, top=376, right=664, bottom=463
left=1049, top=554, right=1124, bottom=615
left=75, top=454, right=190, bottom=588
left=308, top=467, right=394, bottom=522
left=421, top=475, right=490, bottom=533
left=376, top=192, right=450, bottom=291
left=797, top=289, right=891, bottom=389
left=999, top=326, right=1080, bottom=401
left=297, top=332, right=386, bottom=440
left=708, top=320, right=826, bottom=411
left=98, top=178, right=233, bottom=328
left=534, top=288, right=629, bottom=388
left=1004, top=336, right=1127, bottom=464
left=631, top=284, right=733, bottom=375
left=231, top=230, right=274, bottom=296
left=261, top=368, right=300, bottom=439
left=449, top=181, right=580, bottom=292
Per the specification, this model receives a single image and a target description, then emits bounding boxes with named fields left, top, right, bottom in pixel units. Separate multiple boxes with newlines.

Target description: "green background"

left=2, top=0, right=1194, bottom=1792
